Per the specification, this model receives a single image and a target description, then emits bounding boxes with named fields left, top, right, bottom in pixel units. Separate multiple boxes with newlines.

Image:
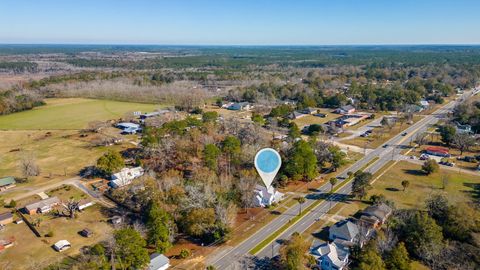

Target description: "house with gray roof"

left=0, top=176, right=16, bottom=192
left=149, top=253, right=170, bottom=270
left=24, top=196, right=60, bottom=215
left=329, top=220, right=359, bottom=244
left=335, top=105, right=355, bottom=114
left=288, top=111, right=306, bottom=120
left=310, top=242, right=349, bottom=270
left=227, top=102, right=252, bottom=111
left=360, top=203, right=393, bottom=227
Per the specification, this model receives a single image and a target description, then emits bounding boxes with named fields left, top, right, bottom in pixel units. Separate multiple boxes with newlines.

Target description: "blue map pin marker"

left=254, top=148, right=282, bottom=188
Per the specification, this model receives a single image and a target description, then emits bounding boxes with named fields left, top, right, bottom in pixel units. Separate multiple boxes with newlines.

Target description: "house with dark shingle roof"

left=359, top=203, right=393, bottom=227
left=301, top=107, right=318, bottom=115
left=0, top=177, right=16, bottom=192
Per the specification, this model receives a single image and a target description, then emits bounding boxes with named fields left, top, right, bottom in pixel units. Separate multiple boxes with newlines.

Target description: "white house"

left=116, top=122, right=141, bottom=134
left=253, top=184, right=284, bottom=207
left=110, top=167, right=144, bottom=188
left=149, top=253, right=170, bottom=270
left=310, top=242, right=349, bottom=270
left=420, top=100, right=430, bottom=109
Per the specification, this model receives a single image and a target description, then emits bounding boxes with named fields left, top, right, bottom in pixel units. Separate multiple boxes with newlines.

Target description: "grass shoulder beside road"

left=249, top=157, right=380, bottom=255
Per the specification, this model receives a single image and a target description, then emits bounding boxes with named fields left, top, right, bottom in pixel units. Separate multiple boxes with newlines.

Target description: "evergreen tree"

left=114, top=228, right=150, bottom=270
left=146, top=201, right=173, bottom=253
left=284, top=140, right=318, bottom=181
left=203, top=144, right=221, bottom=170
left=386, top=242, right=411, bottom=270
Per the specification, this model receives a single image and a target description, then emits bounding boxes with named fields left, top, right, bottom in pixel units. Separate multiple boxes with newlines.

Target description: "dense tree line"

left=0, top=89, right=44, bottom=115
left=0, top=61, right=38, bottom=73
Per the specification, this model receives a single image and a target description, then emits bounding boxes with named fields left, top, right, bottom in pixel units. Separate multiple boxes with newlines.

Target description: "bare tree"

left=237, top=171, right=258, bottom=215
left=19, top=152, right=40, bottom=180
left=215, top=202, right=237, bottom=228
left=453, top=133, right=475, bottom=155
left=415, top=132, right=429, bottom=146
left=85, top=120, right=107, bottom=133
left=62, top=199, right=80, bottom=219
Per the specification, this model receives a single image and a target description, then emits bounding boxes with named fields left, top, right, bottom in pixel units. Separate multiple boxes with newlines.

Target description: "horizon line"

left=1, top=43, right=480, bottom=47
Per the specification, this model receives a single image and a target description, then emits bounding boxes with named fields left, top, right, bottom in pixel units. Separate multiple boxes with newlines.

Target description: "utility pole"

left=391, top=145, right=395, bottom=161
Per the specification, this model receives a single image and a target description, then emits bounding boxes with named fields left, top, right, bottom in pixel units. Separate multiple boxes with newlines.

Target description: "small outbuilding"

left=80, top=228, right=93, bottom=238
left=110, top=216, right=122, bottom=225
left=53, top=240, right=71, bottom=252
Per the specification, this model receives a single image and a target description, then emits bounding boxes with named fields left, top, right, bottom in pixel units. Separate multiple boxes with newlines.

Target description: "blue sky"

left=1, top=0, right=479, bottom=45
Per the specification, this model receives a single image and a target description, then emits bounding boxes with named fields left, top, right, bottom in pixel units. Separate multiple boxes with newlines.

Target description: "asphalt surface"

left=208, top=92, right=468, bottom=269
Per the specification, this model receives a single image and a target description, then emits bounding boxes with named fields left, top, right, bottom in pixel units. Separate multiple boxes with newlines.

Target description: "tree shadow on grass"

left=463, top=182, right=480, bottom=203
left=386, top=187, right=400, bottom=192
left=403, top=169, right=425, bottom=176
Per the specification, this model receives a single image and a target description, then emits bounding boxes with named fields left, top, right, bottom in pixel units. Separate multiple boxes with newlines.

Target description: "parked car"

left=440, top=161, right=455, bottom=167
left=401, top=132, right=408, bottom=136
left=383, top=144, right=389, bottom=148
left=419, top=154, right=429, bottom=160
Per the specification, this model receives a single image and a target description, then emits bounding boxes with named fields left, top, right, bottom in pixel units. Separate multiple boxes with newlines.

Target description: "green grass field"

left=0, top=98, right=163, bottom=130
left=369, top=161, right=480, bottom=209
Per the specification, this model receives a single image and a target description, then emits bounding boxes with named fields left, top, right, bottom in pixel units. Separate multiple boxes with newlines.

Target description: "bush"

left=7, top=199, right=16, bottom=208
left=422, top=159, right=439, bottom=175
left=45, top=231, right=54, bottom=237
left=179, top=249, right=190, bottom=259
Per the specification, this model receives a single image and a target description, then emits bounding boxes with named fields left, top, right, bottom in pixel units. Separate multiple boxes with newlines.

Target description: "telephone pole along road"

left=208, top=92, right=468, bottom=269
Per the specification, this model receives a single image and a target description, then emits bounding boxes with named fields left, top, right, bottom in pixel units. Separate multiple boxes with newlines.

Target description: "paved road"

left=208, top=92, right=467, bottom=269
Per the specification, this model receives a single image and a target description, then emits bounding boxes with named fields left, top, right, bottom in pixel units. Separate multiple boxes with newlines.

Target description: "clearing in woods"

left=0, top=98, right=164, bottom=130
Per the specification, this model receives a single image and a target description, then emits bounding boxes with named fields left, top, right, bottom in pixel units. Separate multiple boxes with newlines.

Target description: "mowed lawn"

left=0, top=98, right=163, bottom=130
left=369, top=161, right=480, bottom=209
